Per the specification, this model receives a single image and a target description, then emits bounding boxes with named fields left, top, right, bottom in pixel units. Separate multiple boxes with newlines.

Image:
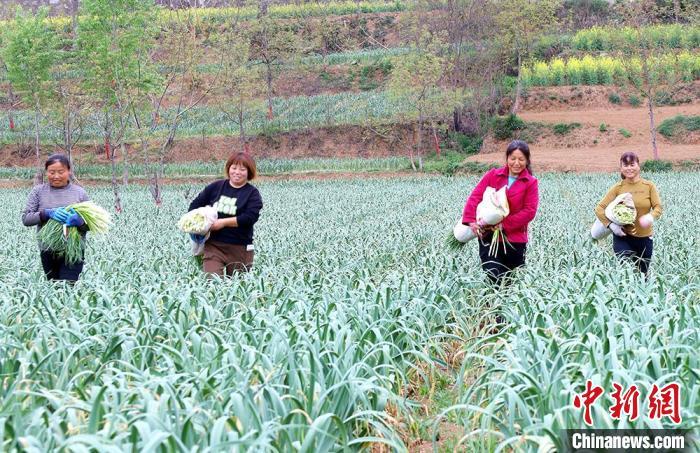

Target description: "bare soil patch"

left=521, top=81, right=700, bottom=112
left=473, top=101, right=700, bottom=172
left=470, top=143, right=700, bottom=173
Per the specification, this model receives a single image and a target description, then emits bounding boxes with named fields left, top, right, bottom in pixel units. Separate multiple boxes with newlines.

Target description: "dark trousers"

left=478, top=237, right=527, bottom=286
left=203, top=241, right=254, bottom=276
left=40, top=250, right=84, bottom=282
left=613, top=235, right=653, bottom=276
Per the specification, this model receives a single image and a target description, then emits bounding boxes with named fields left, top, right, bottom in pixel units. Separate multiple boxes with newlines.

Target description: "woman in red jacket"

left=462, top=140, right=539, bottom=285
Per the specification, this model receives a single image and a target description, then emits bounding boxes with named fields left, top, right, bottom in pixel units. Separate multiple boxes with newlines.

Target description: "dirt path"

left=520, top=103, right=700, bottom=131
left=468, top=143, right=699, bottom=172
left=468, top=103, right=700, bottom=172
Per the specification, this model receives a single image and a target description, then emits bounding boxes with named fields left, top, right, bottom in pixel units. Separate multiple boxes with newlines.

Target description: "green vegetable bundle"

left=604, top=192, right=637, bottom=226
left=612, top=204, right=636, bottom=225
left=177, top=206, right=217, bottom=235
left=37, top=201, right=112, bottom=265
left=445, top=230, right=464, bottom=251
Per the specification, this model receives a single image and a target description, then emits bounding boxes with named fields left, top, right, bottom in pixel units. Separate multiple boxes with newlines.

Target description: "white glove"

left=609, top=223, right=626, bottom=237
left=638, top=214, right=654, bottom=229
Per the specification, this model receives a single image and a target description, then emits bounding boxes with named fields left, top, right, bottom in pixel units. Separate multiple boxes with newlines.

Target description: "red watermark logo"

left=574, top=380, right=682, bottom=426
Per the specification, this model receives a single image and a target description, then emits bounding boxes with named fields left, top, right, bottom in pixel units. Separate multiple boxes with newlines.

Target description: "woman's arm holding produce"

left=594, top=185, right=618, bottom=226
left=21, top=187, right=42, bottom=226
left=461, top=170, right=493, bottom=225
left=501, top=179, right=539, bottom=231
left=210, top=189, right=263, bottom=231
left=210, top=217, right=237, bottom=230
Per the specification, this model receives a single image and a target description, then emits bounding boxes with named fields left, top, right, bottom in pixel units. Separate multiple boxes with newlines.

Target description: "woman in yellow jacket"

left=595, top=152, right=662, bottom=276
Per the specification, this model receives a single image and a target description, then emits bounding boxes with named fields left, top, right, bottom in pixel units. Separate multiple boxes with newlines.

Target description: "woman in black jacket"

left=188, top=152, right=263, bottom=276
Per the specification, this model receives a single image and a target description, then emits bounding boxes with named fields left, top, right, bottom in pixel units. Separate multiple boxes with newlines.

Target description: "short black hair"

left=45, top=153, right=71, bottom=170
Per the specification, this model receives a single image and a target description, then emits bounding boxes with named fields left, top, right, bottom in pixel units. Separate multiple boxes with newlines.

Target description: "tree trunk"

left=647, top=98, right=659, bottom=160
left=33, top=106, right=42, bottom=185
left=121, top=142, right=129, bottom=186
left=266, top=63, right=274, bottom=120
left=432, top=123, right=441, bottom=157
left=673, top=0, right=681, bottom=23
left=105, top=117, right=122, bottom=212
left=511, top=51, right=522, bottom=114
left=417, top=112, right=424, bottom=171
left=150, top=170, right=162, bottom=207
left=409, top=125, right=417, bottom=171
left=110, top=145, right=123, bottom=213
left=259, top=0, right=270, bottom=18
left=453, top=108, right=463, bottom=133
left=64, top=113, right=73, bottom=165
left=70, top=0, right=79, bottom=37
left=7, top=82, right=16, bottom=131
left=239, top=101, right=247, bottom=152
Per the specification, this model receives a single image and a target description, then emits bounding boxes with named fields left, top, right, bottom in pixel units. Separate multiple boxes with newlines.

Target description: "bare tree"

left=132, top=10, right=218, bottom=206
left=613, top=0, right=700, bottom=160
left=78, top=0, right=158, bottom=212
left=214, top=26, right=263, bottom=153
left=438, top=0, right=506, bottom=136
left=249, top=5, right=300, bottom=120
left=388, top=28, right=458, bottom=170
left=495, top=0, right=561, bottom=114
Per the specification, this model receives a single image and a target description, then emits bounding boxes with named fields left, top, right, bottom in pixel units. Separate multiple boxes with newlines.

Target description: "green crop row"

left=1, top=172, right=698, bottom=449
left=0, top=157, right=411, bottom=180
left=572, top=24, right=700, bottom=51
left=521, top=52, right=700, bottom=87
left=0, top=89, right=441, bottom=145
left=188, top=47, right=410, bottom=74
left=0, top=1, right=408, bottom=31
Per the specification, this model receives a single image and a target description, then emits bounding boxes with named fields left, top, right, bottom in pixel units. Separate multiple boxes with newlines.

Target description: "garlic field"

left=1, top=173, right=698, bottom=451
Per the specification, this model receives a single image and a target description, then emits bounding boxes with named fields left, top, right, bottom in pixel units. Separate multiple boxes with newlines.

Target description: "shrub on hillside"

left=641, top=159, right=673, bottom=172
left=491, top=114, right=525, bottom=140
left=449, top=132, right=482, bottom=154
left=618, top=128, right=632, bottom=138
left=657, top=115, right=700, bottom=138
left=552, top=122, right=581, bottom=135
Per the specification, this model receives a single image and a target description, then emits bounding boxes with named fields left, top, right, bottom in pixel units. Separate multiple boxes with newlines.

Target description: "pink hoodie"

left=461, top=166, right=539, bottom=243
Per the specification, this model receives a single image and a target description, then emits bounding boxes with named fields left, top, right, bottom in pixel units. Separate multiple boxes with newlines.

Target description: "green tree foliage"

left=249, top=11, right=300, bottom=120
left=495, top=0, right=562, bottom=113
left=611, top=0, right=700, bottom=159
left=215, top=28, right=263, bottom=151
left=388, top=30, right=459, bottom=170
left=2, top=6, right=59, bottom=183
left=77, top=0, right=159, bottom=211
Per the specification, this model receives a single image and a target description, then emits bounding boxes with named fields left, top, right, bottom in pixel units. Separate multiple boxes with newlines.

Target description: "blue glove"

left=190, top=233, right=206, bottom=244
left=44, top=207, right=69, bottom=223
left=64, top=209, right=85, bottom=227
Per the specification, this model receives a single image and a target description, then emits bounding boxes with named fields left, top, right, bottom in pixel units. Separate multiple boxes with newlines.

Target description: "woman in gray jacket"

left=22, top=154, right=90, bottom=282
